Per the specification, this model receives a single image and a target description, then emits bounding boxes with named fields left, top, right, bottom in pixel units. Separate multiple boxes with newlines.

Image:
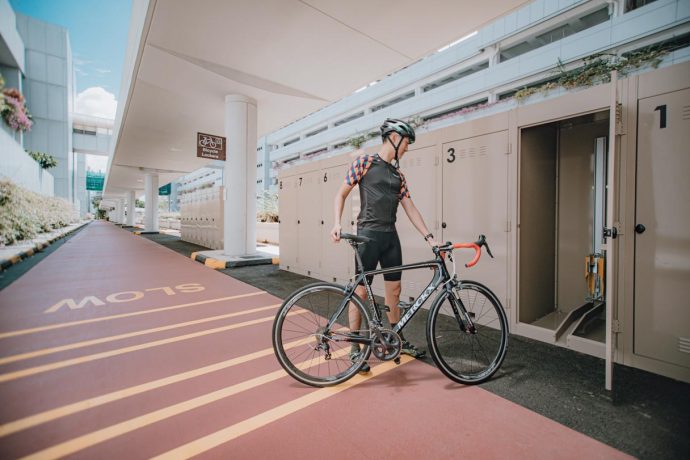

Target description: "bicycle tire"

left=272, top=282, right=371, bottom=387
left=427, top=280, right=508, bottom=384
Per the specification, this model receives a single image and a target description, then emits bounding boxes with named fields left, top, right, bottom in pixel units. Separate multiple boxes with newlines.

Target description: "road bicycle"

left=272, top=233, right=508, bottom=387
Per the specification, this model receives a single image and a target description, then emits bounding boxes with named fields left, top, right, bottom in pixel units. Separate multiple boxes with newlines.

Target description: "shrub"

left=26, top=151, right=58, bottom=169
left=0, top=179, right=78, bottom=246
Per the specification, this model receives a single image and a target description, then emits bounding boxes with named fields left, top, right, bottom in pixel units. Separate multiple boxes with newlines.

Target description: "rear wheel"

left=272, top=282, right=371, bottom=387
left=427, top=281, right=508, bottom=384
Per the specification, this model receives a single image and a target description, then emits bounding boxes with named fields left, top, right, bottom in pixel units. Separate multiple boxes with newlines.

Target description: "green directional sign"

left=159, top=183, right=171, bottom=196
left=86, top=172, right=105, bottom=191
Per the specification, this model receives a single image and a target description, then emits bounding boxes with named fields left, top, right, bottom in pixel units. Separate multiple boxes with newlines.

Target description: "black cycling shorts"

left=355, top=228, right=402, bottom=285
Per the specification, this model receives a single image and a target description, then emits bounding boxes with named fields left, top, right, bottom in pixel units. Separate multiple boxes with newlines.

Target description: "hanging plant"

left=515, top=44, right=673, bottom=102
left=26, top=151, right=58, bottom=169
left=1, top=86, right=33, bottom=132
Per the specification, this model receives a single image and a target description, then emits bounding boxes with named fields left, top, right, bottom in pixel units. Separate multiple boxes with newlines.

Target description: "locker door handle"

left=441, top=222, right=447, bottom=229
left=298, top=220, right=301, bottom=224
left=321, top=220, right=324, bottom=225
left=635, top=224, right=646, bottom=234
left=351, top=221, right=354, bottom=226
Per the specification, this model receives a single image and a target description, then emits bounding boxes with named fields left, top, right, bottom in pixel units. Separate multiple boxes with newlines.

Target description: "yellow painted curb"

left=272, top=257, right=280, bottom=265
left=134, top=231, right=142, bottom=235
left=190, top=252, right=198, bottom=261
left=204, top=258, right=226, bottom=270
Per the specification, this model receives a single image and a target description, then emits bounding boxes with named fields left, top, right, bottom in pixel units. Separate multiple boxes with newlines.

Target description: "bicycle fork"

left=448, top=289, right=477, bottom=334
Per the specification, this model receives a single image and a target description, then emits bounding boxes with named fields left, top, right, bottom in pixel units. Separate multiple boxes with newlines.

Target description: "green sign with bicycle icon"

left=197, top=132, right=226, bottom=161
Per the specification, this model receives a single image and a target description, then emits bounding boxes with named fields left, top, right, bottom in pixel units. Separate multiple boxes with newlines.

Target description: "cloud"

left=75, top=87, right=117, bottom=119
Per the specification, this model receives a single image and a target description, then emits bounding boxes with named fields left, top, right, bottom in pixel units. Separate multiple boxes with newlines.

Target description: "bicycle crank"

left=371, top=328, right=402, bottom=361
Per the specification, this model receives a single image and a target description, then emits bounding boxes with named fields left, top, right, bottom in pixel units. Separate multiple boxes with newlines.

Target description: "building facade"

left=260, top=0, right=689, bottom=190
left=14, top=12, right=75, bottom=203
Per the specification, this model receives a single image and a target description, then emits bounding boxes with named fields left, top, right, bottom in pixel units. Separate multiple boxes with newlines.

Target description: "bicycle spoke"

left=429, top=284, right=507, bottom=384
left=274, top=284, right=370, bottom=386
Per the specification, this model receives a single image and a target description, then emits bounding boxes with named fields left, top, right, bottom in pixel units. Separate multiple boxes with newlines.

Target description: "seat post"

left=351, top=241, right=364, bottom=276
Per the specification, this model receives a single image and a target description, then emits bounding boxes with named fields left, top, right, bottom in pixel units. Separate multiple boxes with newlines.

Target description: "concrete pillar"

left=118, top=198, right=125, bottom=224
left=223, top=94, right=258, bottom=256
left=126, top=190, right=136, bottom=227
left=144, top=173, right=159, bottom=233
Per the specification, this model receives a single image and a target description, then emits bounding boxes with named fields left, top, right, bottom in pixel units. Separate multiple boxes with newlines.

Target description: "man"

left=330, top=118, right=439, bottom=372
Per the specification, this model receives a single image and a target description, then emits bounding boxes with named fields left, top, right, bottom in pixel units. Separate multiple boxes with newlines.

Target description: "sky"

left=9, top=0, right=133, bottom=171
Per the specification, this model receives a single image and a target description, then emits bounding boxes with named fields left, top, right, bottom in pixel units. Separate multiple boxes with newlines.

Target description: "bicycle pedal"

left=398, top=301, right=413, bottom=311
left=394, top=357, right=401, bottom=365
left=381, top=305, right=390, bottom=312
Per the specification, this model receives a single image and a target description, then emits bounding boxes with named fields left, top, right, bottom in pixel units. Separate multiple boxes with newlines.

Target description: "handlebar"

left=435, top=234, right=494, bottom=268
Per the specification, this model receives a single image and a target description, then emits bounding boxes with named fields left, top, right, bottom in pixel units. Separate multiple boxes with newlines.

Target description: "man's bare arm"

left=331, top=183, right=354, bottom=242
left=401, top=196, right=438, bottom=246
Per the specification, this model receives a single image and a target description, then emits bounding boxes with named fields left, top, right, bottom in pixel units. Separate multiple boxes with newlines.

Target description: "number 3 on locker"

left=447, top=148, right=456, bottom=163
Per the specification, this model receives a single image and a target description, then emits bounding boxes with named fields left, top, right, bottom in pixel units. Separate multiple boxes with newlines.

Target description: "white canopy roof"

left=104, top=0, right=528, bottom=196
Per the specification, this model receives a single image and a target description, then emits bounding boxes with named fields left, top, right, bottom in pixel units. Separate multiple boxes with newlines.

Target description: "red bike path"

left=0, top=221, right=631, bottom=459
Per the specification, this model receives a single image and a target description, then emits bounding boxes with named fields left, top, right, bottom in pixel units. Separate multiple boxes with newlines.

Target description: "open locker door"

left=604, top=72, right=622, bottom=390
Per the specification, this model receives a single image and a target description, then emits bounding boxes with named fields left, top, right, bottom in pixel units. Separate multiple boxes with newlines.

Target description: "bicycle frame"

left=324, top=249, right=456, bottom=340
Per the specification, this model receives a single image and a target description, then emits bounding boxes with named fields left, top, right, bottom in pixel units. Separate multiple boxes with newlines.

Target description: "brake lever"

left=485, top=242, right=494, bottom=259
left=475, top=234, right=494, bottom=259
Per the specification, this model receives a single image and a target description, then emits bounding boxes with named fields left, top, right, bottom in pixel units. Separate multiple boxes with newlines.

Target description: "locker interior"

left=518, top=111, right=610, bottom=354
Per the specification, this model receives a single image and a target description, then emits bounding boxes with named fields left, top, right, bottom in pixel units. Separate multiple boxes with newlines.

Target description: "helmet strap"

left=387, top=135, right=403, bottom=168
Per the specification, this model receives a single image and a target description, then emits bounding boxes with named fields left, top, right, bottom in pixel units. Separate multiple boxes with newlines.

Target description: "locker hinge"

left=507, top=143, right=512, bottom=155
left=434, top=156, right=440, bottom=166
left=506, top=220, right=511, bottom=232
left=612, top=320, right=622, bottom=334
left=505, top=298, right=511, bottom=309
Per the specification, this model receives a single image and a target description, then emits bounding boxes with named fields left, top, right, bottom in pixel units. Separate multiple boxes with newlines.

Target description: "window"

left=370, top=91, right=415, bottom=112
left=73, top=128, right=97, bottom=135
left=333, top=111, right=364, bottom=127
left=500, top=7, right=610, bottom=61
left=306, top=126, right=328, bottom=137
left=422, top=62, right=489, bottom=93
left=625, top=0, right=658, bottom=12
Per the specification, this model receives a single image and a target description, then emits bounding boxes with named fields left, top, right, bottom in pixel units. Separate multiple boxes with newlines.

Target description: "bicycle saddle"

left=340, top=233, right=372, bottom=244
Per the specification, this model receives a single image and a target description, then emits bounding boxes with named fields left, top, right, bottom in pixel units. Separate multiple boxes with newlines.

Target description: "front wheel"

left=427, top=280, right=508, bottom=384
left=272, top=282, right=371, bottom=387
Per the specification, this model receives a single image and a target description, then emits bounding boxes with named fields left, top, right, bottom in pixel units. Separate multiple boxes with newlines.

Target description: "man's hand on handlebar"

left=426, top=237, right=440, bottom=248
left=330, top=224, right=342, bottom=243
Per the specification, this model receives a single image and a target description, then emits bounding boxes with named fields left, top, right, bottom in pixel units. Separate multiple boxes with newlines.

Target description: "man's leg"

left=349, top=284, right=368, bottom=332
left=349, top=284, right=370, bottom=372
left=384, top=280, right=402, bottom=325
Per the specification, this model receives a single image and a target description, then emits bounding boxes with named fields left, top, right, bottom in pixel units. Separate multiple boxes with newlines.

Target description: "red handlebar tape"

left=452, top=243, right=481, bottom=267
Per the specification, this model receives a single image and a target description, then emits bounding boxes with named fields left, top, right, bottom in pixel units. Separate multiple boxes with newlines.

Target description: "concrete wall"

left=0, top=124, right=54, bottom=195
left=0, top=0, right=25, bottom=71
left=15, top=13, right=73, bottom=200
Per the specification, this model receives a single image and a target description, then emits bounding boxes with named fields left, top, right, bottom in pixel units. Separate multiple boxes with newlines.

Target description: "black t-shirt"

left=344, top=153, right=410, bottom=232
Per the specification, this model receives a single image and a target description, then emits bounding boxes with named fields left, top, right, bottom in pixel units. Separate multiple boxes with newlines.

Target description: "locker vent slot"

left=479, top=145, right=488, bottom=156
left=679, top=337, right=690, bottom=354
left=682, top=106, right=690, bottom=120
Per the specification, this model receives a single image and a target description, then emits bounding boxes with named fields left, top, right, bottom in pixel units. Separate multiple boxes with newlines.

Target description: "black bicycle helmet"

left=380, top=118, right=416, bottom=144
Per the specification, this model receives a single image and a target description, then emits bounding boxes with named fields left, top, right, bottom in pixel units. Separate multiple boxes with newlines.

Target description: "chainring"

left=371, top=328, right=402, bottom=361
